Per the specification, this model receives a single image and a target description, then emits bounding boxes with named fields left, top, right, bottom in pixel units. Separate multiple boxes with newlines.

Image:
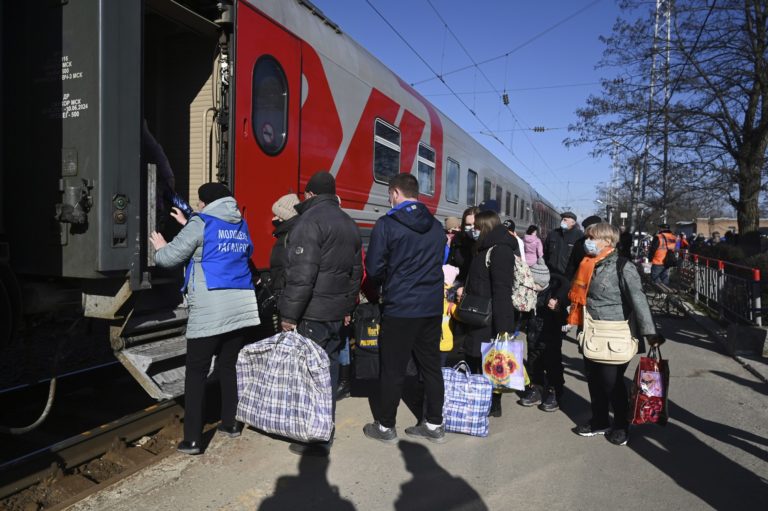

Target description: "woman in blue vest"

left=150, top=183, right=260, bottom=455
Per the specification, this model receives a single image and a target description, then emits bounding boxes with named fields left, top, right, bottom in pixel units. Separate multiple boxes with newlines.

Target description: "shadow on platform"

left=258, top=454, right=355, bottom=511
left=396, top=440, right=488, bottom=511
left=630, top=399, right=768, bottom=507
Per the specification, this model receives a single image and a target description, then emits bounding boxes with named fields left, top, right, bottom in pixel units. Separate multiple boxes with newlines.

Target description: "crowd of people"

left=148, top=171, right=663, bottom=456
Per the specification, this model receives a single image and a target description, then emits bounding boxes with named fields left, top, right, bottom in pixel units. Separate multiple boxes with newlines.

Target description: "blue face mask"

left=560, top=221, right=569, bottom=230
left=584, top=239, right=599, bottom=255
left=471, top=229, right=481, bottom=241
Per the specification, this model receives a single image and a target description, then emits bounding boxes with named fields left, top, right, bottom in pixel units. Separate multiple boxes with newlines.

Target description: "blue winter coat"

left=365, top=200, right=445, bottom=318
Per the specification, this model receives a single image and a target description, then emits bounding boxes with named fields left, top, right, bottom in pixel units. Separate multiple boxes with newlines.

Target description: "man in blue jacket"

left=363, top=173, right=447, bottom=444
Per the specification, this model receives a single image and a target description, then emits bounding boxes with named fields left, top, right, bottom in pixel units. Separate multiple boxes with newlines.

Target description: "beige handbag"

left=577, top=309, right=638, bottom=365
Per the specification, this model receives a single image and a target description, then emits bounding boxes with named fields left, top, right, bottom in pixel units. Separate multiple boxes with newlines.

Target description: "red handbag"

left=629, top=346, right=669, bottom=426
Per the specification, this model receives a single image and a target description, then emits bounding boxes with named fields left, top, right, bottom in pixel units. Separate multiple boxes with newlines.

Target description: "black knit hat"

left=560, top=211, right=577, bottom=221
left=581, top=215, right=602, bottom=229
left=305, top=171, right=336, bottom=195
left=198, top=182, right=232, bottom=205
left=478, top=199, right=500, bottom=214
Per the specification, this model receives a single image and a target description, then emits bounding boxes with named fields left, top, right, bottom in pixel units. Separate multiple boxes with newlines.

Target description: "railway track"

left=0, top=400, right=184, bottom=510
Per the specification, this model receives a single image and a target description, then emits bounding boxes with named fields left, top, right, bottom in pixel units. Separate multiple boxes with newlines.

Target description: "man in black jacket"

left=279, top=171, right=362, bottom=456
left=543, top=211, right=582, bottom=275
left=363, top=173, right=446, bottom=444
left=525, top=211, right=582, bottom=413
left=564, top=215, right=602, bottom=279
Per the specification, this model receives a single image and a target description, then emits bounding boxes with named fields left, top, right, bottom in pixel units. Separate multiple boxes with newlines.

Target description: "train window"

left=483, top=179, right=491, bottom=201
left=373, top=119, right=401, bottom=184
left=252, top=56, right=288, bottom=156
left=467, top=169, right=477, bottom=205
left=505, top=191, right=511, bottom=216
left=446, top=158, right=460, bottom=203
left=417, top=143, right=436, bottom=196
left=520, top=199, right=525, bottom=219
left=495, top=185, right=503, bottom=206
left=514, top=195, right=519, bottom=218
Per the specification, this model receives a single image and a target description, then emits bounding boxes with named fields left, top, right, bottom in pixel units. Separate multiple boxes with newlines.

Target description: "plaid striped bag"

left=236, top=331, right=334, bottom=443
left=442, top=361, right=493, bottom=437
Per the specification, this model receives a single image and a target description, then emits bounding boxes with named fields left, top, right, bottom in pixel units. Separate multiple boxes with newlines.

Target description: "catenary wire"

left=364, top=0, right=564, bottom=205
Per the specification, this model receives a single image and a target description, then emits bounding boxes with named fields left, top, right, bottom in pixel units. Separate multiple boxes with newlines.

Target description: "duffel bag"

left=442, top=361, right=493, bottom=437
left=236, top=331, right=333, bottom=443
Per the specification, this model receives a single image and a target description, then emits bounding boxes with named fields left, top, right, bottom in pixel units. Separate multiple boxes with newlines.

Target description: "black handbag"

left=455, top=294, right=492, bottom=327
left=254, top=278, right=279, bottom=334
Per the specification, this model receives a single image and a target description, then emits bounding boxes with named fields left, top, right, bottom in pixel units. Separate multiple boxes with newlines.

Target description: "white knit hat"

left=271, top=193, right=300, bottom=220
left=530, top=258, right=550, bottom=290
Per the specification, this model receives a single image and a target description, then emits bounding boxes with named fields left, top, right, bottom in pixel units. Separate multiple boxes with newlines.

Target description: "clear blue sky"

left=311, top=0, right=623, bottom=221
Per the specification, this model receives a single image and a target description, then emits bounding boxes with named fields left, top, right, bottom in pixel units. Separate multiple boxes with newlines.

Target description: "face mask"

left=560, top=221, right=569, bottom=230
left=471, top=229, right=481, bottom=241
left=464, top=224, right=474, bottom=232
left=584, top=239, right=598, bottom=255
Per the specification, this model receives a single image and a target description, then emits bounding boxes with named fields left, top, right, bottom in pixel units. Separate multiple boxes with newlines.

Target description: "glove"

left=647, top=333, right=666, bottom=346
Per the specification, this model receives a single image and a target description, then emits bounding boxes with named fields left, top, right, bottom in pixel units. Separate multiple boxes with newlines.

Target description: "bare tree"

left=566, top=0, right=768, bottom=233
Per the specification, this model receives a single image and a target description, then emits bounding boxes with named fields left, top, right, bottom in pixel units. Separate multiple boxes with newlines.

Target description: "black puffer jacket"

left=462, top=225, right=518, bottom=357
left=268, top=216, right=299, bottom=294
left=278, top=195, right=362, bottom=323
left=544, top=226, right=582, bottom=276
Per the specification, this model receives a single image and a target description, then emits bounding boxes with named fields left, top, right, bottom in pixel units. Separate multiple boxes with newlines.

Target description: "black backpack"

left=662, top=235, right=678, bottom=268
left=352, top=303, right=381, bottom=379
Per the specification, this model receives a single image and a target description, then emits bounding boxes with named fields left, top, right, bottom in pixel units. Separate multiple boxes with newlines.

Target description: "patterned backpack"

left=486, top=246, right=538, bottom=312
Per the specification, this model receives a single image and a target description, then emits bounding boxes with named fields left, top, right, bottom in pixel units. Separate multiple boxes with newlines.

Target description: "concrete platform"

left=69, top=315, right=768, bottom=511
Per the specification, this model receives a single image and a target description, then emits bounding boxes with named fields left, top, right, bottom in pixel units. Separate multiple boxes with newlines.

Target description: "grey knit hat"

left=271, top=193, right=300, bottom=220
left=530, top=258, right=550, bottom=290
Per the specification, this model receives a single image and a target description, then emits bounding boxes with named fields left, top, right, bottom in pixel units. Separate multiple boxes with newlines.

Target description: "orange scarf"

left=567, top=247, right=614, bottom=327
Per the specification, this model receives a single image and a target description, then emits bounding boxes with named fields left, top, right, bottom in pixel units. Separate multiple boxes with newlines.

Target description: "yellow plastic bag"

left=440, top=300, right=455, bottom=352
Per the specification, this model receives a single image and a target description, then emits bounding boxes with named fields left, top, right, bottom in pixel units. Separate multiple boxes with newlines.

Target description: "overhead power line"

left=364, top=0, right=564, bottom=204
left=410, top=0, right=603, bottom=87
left=423, top=82, right=600, bottom=97
left=424, top=0, right=565, bottom=192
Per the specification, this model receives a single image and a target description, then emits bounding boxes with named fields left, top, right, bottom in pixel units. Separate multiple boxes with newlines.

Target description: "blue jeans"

left=651, top=264, right=669, bottom=285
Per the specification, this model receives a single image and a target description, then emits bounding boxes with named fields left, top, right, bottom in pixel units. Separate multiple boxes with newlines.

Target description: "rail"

left=672, top=252, right=763, bottom=326
left=0, top=400, right=183, bottom=502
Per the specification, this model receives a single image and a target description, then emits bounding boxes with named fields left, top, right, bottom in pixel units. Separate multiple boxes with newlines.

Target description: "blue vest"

left=183, top=213, right=255, bottom=292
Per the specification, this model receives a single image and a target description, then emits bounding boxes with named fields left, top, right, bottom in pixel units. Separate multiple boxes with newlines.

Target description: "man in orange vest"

left=648, top=223, right=678, bottom=285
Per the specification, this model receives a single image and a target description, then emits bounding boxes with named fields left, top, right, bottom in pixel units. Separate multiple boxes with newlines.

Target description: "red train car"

left=0, top=0, right=558, bottom=398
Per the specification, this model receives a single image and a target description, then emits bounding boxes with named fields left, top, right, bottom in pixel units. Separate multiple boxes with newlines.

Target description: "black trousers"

left=377, top=315, right=444, bottom=428
left=184, top=330, right=245, bottom=443
left=296, top=319, right=343, bottom=419
left=584, top=358, right=630, bottom=430
left=525, top=310, right=565, bottom=390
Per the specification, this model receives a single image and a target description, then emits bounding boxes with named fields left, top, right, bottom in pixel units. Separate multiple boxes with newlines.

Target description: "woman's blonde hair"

left=585, top=222, right=619, bottom=247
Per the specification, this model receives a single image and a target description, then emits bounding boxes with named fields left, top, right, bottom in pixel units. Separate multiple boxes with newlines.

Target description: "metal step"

left=115, top=335, right=190, bottom=400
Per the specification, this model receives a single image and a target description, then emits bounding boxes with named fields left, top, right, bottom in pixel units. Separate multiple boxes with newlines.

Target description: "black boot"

left=337, top=364, right=351, bottom=400
left=489, top=393, right=502, bottom=417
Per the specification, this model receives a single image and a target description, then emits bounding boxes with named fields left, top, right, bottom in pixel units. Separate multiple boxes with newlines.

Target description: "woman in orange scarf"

left=567, top=223, right=660, bottom=446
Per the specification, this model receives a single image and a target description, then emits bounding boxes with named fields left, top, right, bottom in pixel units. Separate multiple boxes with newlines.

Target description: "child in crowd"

left=519, top=259, right=570, bottom=412
left=441, top=264, right=461, bottom=366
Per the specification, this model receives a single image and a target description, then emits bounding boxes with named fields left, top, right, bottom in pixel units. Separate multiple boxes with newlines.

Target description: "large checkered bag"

left=236, top=331, right=333, bottom=442
left=442, top=361, right=493, bottom=437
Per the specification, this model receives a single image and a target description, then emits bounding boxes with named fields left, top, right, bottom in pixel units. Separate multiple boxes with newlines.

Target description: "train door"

left=233, top=2, right=301, bottom=268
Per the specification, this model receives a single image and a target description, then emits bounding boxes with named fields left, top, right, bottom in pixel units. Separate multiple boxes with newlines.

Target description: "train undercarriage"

left=1, top=0, right=232, bottom=400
